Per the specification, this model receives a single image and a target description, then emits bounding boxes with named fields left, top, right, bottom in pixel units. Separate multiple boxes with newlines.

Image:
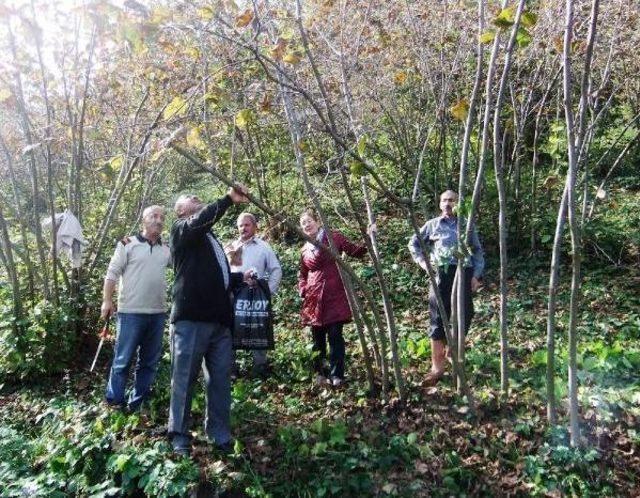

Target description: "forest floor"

left=1, top=249, right=639, bottom=497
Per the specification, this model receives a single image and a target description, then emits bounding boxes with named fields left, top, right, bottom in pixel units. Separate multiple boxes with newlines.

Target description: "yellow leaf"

left=163, top=95, right=187, bottom=120
left=542, top=174, right=559, bottom=189
left=236, top=9, right=254, bottom=28
left=150, top=7, right=172, bottom=24
left=283, top=52, right=302, bottom=64
left=394, top=71, right=407, bottom=85
left=187, top=126, right=205, bottom=149
left=553, top=37, right=564, bottom=53
left=493, top=6, right=515, bottom=29
left=479, top=30, right=496, bottom=44
left=150, top=147, right=168, bottom=163
left=450, top=99, right=469, bottom=122
left=203, top=91, right=220, bottom=106
left=297, top=139, right=308, bottom=152
left=280, top=27, right=295, bottom=40
left=198, top=6, right=215, bottom=21
left=109, top=155, right=124, bottom=171
left=0, top=88, right=11, bottom=102
left=186, top=46, right=201, bottom=59
left=235, top=109, right=253, bottom=129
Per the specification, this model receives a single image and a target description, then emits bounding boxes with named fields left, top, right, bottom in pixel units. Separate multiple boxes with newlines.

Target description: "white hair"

left=142, top=205, right=165, bottom=218
left=237, top=212, right=257, bottom=225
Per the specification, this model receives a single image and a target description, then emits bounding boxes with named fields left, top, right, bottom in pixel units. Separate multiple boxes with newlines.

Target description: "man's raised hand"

left=228, top=184, right=249, bottom=204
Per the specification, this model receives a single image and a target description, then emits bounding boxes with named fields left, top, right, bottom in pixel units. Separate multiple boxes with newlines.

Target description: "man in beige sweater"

left=101, top=205, right=171, bottom=411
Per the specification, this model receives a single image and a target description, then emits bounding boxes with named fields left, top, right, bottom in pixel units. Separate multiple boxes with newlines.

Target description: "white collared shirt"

left=228, top=237, right=282, bottom=294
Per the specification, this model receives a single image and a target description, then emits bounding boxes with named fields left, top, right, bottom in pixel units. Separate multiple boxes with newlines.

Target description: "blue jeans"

left=168, top=321, right=232, bottom=449
left=105, top=312, right=165, bottom=410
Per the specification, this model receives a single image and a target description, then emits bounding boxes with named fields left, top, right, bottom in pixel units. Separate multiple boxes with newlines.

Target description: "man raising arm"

left=168, top=185, right=255, bottom=457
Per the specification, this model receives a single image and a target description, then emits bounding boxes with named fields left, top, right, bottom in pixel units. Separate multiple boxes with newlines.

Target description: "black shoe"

left=215, top=440, right=235, bottom=455
left=173, top=446, right=191, bottom=457
left=171, top=434, right=192, bottom=457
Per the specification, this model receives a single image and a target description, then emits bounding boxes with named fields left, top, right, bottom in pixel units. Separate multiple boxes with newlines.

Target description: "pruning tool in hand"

left=90, top=316, right=112, bottom=372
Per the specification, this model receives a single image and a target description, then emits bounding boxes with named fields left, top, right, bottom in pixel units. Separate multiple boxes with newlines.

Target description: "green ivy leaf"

left=114, top=453, right=131, bottom=472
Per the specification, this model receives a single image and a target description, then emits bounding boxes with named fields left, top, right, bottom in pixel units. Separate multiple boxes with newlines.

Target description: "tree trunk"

left=490, top=0, right=527, bottom=396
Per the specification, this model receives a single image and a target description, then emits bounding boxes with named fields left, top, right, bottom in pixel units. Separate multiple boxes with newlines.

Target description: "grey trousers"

left=168, top=320, right=232, bottom=446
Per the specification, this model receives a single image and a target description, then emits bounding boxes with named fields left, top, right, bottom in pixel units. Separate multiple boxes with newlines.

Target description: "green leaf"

left=516, top=28, right=532, bottom=48
left=349, top=160, right=364, bottom=176
left=521, top=11, right=538, bottom=28
left=479, top=30, right=496, bottom=44
left=328, top=422, right=347, bottom=445
left=312, top=441, right=328, bottom=455
left=357, top=135, right=367, bottom=157
left=114, top=454, right=131, bottom=472
left=493, top=7, right=515, bottom=29
left=120, top=23, right=145, bottom=53
left=407, top=432, right=418, bottom=445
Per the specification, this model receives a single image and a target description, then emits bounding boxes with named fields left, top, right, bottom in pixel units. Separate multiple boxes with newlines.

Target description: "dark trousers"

left=311, top=322, right=345, bottom=379
left=428, top=266, right=474, bottom=341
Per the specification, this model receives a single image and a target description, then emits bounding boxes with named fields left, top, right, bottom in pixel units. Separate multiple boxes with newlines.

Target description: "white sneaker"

left=331, top=377, right=343, bottom=387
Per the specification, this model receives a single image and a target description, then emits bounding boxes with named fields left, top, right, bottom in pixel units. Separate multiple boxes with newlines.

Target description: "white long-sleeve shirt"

left=227, top=237, right=282, bottom=295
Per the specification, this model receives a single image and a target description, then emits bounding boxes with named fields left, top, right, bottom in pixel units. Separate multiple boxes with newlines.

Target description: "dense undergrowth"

left=1, top=191, right=639, bottom=497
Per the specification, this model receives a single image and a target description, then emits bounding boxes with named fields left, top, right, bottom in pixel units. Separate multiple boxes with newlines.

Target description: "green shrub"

left=0, top=298, right=78, bottom=382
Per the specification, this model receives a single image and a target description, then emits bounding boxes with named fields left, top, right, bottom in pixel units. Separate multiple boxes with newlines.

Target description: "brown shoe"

left=422, top=370, right=445, bottom=387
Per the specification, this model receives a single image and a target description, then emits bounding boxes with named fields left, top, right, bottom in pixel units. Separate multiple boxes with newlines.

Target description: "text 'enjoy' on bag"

left=232, top=280, right=274, bottom=350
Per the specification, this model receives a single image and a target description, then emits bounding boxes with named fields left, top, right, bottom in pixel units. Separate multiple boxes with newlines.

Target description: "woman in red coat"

left=298, top=210, right=367, bottom=386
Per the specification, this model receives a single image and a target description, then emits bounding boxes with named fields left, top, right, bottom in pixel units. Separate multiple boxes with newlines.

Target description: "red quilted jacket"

left=298, top=230, right=367, bottom=327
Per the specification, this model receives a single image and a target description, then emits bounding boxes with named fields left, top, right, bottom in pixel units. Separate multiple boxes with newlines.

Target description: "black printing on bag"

left=232, top=280, right=274, bottom=350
